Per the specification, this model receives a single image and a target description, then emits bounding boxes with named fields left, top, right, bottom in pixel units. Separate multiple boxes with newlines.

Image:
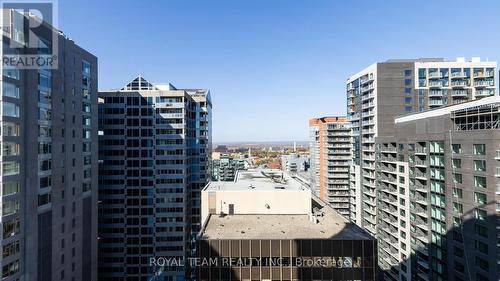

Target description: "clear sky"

left=59, top=0, right=500, bottom=142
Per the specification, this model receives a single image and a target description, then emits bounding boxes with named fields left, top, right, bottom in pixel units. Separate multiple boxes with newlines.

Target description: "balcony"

left=362, top=92, right=374, bottom=100
left=415, top=148, right=427, bottom=155
left=428, top=72, right=441, bottom=79
left=476, top=89, right=494, bottom=96
left=474, top=80, right=494, bottom=87
left=452, top=89, right=468, bottom=97
left=428, top=99, right=444, bottom=106
left=451, top=71, right=466, bottom=78
left=361, top=84, right=374, bottom=92
left=428, top=80, right=442, bottom=87
left=414, top=159, right=427, bottom=167
left=428, top=90, right=442, bottom=97
left=362, top=102, right=374, bottom=109
left=451, top=80, right=468, bottom=87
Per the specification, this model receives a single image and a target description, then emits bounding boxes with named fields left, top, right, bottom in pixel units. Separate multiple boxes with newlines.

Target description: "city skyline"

left=59, top=0, right=500, bottom=142
left=1, top=2, right=499, bottom=280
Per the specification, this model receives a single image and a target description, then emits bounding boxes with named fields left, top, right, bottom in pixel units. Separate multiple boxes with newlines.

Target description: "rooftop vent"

left=274, top=186, right=286, bottom=190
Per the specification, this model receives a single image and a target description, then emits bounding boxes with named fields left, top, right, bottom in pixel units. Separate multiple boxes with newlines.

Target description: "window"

left=404, top=69, right=412, bottom=76
left=3, top=162, right=19, bottom=176
left=474, top=208, right=486, bottom=220
left=2, top=82, right=19, bottom=99
left=39, top=160, right=51, bottom=172
left=405, top=97, right=412, bottom=104
left=474, top=160, right=486, bottom=172
left=474, top=192, right=486, bottom=205
left=452, top=188, right=462, bottom=198
left=474, top=240, right=488, bottom=254
left=3, top=219, right=20, bottom=238
left=430, top=155, right=444, bottom=167
left=475, top=257, right=489, bottom=272
left=430, top=141, right=444, bottom=153
left=405, top=87, right=411, bottom=94
left=2, top=241, right=19, bottom=258
left=453, top=246, right=464, bottom=258
left=474, top=176, right=486, bottom=188
left=473, top=144, right=485, bottom=155
left=2, top=200, right=19, bottom=216
left=452, top=158, right=461, bottom=169
left=3, top=143, right=19, bottom=156
left=431, top=194, right=445, bottom=208
left=474, top=224, right=488, bottom=238
left=2, top=182, right=19, bottom=196
left=431, top=181, right=444, bottom=193
left=4, top=68, right=19, bottom=79
left=38, top=108, right=52, bottom=121
left=453, top=173, right=462, bottom=184
left=452, top=144, right=461, bottom=154
left=453, top=217, right=462, bottom=227
left=3, top=102, right=19, bottom=117
left=453, top=202, right=463, bottom=214
left=405, top=79, right=412, bottom=86
left=38, top=193, right=51, bottom=206
left=1, top=259, right=20, bottom=278
left=40, top=177, right=51, bottom=189
left=2, top=122, right=19, bottom=136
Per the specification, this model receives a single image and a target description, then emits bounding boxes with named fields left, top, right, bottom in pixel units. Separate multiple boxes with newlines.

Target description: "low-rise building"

left=211, top=154, right=248, bottom=181
left=281, top=153, right=310, bottom=172
left=197, top=169, right=377, bottom=281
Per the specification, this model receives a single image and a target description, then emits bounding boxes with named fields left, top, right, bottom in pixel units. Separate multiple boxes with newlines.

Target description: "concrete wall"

left=201, top=190, right=311, bottom=227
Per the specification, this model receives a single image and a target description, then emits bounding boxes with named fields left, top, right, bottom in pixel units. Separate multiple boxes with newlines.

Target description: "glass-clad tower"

left=98, top=76, right=212, bottom=281
left=0, top=9, right=98, bottom=281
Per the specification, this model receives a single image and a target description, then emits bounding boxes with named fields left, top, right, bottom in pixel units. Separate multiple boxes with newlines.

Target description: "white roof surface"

left=204, top=169, right=308, bottom=192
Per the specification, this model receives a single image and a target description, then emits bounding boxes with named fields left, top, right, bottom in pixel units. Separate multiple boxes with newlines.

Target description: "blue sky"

left=59, top=0, right=500, bottom=142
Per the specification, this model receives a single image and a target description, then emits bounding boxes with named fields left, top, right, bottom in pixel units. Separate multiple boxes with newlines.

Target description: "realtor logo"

left=1, top=0, right=58, bottom=69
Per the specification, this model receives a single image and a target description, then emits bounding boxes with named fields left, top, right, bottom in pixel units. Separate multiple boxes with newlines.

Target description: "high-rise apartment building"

left=309, top=117, right=351, bottom=218
left=98, top=76, right=211, bottom=280
left=1, top=9, right=98, bottom=281
left=346, top=58, right=497, bottom=235
left=198, top=169, right=377, bottom=281
left=376, top=96, right=499, bottom=281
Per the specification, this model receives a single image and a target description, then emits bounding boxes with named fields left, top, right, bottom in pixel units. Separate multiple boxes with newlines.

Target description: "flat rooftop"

left=199, top=196, right=373, bottom=240
left=204, top=169, right=307, bottom=192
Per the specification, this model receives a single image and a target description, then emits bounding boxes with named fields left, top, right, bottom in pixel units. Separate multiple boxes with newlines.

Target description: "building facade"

left=346, top=58, right=497, bottom=234
left=309, top=117, right=351, bottom=218
left=281, top=153, right=309, bottom=173
left=376, top=96, right=500, bottom=281
left=198, top=169, right=377, bottom=281
left=211, top=154, right=248, bottom=181
left=98, top=77, right=211, bottom=280
left=1, top=9, right=98, bottom=281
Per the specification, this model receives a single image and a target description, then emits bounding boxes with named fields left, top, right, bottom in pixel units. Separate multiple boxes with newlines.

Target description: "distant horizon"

left=213, top=140, right=309, bottom=145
